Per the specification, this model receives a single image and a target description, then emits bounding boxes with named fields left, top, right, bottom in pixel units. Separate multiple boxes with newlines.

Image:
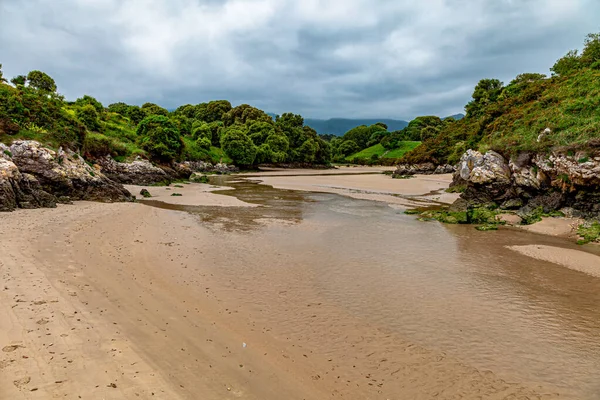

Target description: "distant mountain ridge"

left=305, top=118, right=409, bottom=136
left=267, top=113, right=464, bottom=136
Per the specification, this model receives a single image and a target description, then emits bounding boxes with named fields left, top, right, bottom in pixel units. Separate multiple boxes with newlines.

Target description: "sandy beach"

left=245, top=167, right=460, bottom=207
left=1, top=171, right=598, bottom=399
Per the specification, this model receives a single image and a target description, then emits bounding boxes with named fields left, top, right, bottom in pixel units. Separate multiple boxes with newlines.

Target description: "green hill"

left=401, top=32, right=600, bottom=165
left=345, top=142, right=421, bottom=161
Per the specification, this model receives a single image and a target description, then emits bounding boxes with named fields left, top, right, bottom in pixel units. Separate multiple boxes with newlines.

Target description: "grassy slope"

left=402, top=68, right=600, bottom=165
left=346, top=142, right=421, bottom=161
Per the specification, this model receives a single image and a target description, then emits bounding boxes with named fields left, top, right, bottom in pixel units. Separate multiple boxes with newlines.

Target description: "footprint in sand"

left=13, top=376, right=31, bottom=388
left=2, top=345, right=24, bottom=353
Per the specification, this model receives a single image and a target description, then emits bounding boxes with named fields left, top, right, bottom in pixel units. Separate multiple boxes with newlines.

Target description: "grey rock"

left=9, top=140, right=131, bottom=205
left=97, top=156, right=170, bottom=185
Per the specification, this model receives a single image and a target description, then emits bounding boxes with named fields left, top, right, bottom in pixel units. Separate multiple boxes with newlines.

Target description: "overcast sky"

left=1, top=0, right=598, bottom=119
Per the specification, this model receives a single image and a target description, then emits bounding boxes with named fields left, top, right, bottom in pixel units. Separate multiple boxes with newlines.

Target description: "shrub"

left=83, top=133, right=128, bottom=157
left=577, top=221, right=600, bottom=244
left=137, top=115, right=182, bottom=161
left=76, top=104, right=101, bottom=132
left=197, top=137, right=211, bottom=150
left=220, top=127, right=257, bottom=165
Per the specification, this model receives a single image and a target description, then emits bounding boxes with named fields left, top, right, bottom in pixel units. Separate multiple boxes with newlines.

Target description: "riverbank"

left=245, top=167, right=459, bottom=207
left=5, top=173, right=600, bottom=398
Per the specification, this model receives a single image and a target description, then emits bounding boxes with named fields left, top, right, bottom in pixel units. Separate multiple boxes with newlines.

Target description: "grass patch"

left=577, top=221, right=600, bottom=244
left=345, top=142, right=421, bottom=162
left=171, top=193, right=183, bottom=197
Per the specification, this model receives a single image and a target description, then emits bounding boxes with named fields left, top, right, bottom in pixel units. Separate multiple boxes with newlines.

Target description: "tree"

left=551, top=50, right=580, bottom=76
left=192, top=122, right=212, bottom=140
left=127, top=106, right=146, bottom=125
left=75, top=95, right=104, bottom=114
left=196, top=137, right=211, bottom=150
left=248, top=121, right=274, bottom=146
left=265, top=131, right=290, bottom=154
left=420, top=126, right=440, bottom=141
left=10, top=75, right=26, bottom=86
left=26, top=70, right=57, bottom=92
left=137, top=115, right=182, bottom=161
left=0, top=64, right=6, bottom=83
left=196, top=100, right=232, bottom=123
left=223, top=104, right=271, bottom=126
left=141, top=102, right=169, bottom=116
left=108, top=102, right=129, bottom=116
left=337, top=140, right=360, bottom=157
left=76, top=104, right=101, bottom=132
left=220, top=127, right=257, bottom=165
left=465, top=79, right=504, bottom=118
left=581, top=33, right=600, bottom=67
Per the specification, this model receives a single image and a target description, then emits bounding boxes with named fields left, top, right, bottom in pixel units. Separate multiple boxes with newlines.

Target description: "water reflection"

left=140, top=175, right=600, bottom=398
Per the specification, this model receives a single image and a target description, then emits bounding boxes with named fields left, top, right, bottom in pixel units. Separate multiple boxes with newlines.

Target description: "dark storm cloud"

left=1, top=0, right=599, bottom=119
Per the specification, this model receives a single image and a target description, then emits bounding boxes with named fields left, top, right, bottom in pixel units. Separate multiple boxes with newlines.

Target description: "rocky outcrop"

left=97, top=156, right=170, bottom=185
left=1, top=141, right=131, bottom=211
left=96, top=157, right=239, bottom=185
left=393, top=163, right=455, bottom=177
left=175, top=161, right=239, bottom=175
left=452, top=149, right=600, bottom=218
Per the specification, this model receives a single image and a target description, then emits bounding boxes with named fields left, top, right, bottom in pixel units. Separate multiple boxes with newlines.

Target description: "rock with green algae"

left=577, top=221, right=600, bottom=245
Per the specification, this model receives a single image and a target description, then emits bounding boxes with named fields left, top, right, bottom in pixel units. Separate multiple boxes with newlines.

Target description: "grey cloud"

left=1, top=0, right=599, bottom=120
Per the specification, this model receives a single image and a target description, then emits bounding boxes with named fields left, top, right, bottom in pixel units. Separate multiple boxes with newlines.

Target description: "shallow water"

left=142, top=176, right=600, bottom=398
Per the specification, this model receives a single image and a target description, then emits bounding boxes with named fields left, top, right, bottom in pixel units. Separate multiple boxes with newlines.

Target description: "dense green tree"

left=420, top=126, right=440, bottom=141
left=169, top=115, right=192, bottom=136
left=108, top=102, right=130, bottom=116
left=581, top=33, right=600, bottom=67
left=192, top=122, right=212, bottom=141
left=10, top=75, right=26, bottom=86
left=75, top=95, right=104, bottom=114
left=196, top=137, right=212, bottom=150
left=196, top=100, right=232, bottom=123
left=26, top=70, right=57, bottom=92
left=141, top=102, right=169, bottom=117
left=126, top=106, right=146, bottom=125
left=220, top=127, right=257, bottom=165
left=248, top=121, right=274, bottom=146
left=174, top=104, right=198, bottom=119
left=223, top=104, right=271, bottom=126
left=315, top=138, right=331, bottom=164
left=551, top=50, right=581, bottom=76
left=464, top=79, right=504, bottom=118
left=337, top=140, right=360, bottom=157
left=276, top=113, right=304, bottom=129
left=265, top=131, right=290, bottom=154
left=76, top=104, right=101, bottom=132
left=137, top=115, right=182, bottom=161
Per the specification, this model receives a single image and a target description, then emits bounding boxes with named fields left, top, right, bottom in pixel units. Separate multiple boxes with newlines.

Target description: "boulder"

left=453, top=148, right=600, bottom=219
left=97, top=155, right=170, bottom=185
left=176, top=160, right=239, bottom=175
left=393, top=163, right=453, bottom=177
left=0, top=157, right=57, bottom=212
left=9, top=140, right=131, bottom=204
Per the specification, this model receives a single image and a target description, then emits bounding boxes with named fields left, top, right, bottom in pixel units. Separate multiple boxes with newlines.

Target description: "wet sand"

left=2, top=171, right=600, bottom=399
left=245, top=169, right=459, bottom=206
left=508, top=245, right=600, bottom=278
left=124, top=183, right=257, bottom=207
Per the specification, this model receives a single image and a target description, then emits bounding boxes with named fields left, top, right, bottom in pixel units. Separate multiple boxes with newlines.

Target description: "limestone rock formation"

left=451, top=149, right=600, bottom=218
left=4, top=140, right=131, bottom=210
left=97, top=155, right=170, bottom=185
left=393, top=163, right=454, bottom=177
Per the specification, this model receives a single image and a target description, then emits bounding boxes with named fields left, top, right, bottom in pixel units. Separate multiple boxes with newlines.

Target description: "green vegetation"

left=418, top=206, right=503, bottom=229
left=344, top=142, right=421, bottom=162
left=577, top=221, right=600, bottom=244
left=401, top=32, right=600, bottom=165
left=0, top=66, right=331, bottom=166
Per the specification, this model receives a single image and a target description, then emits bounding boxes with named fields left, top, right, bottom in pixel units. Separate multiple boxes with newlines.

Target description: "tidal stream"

left=142, top=176, right=600, bottom=399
